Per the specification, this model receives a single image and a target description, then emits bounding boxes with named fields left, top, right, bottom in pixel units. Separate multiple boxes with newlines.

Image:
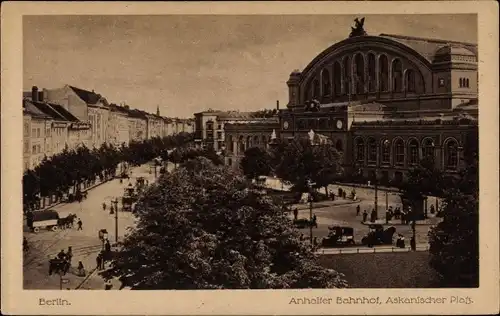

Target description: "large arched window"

left=312, top=79, right=320, bottom=99
left=228, top=135, right=234, bottom=153
left=422, top=138, right=435, bottom=159
left=333, top=62, right=342, bottom=96
left=253, top=135, right=259, bottom=146
left=322, top=69, right=331, bottom=97
left=405, top=69, right=416, bottom=92
left=239, top=135, right=245, bottom=153
left=392, top=59, right=403, bottom=92
left=343, top=56, right=351, bottom=95
left=381, top=139, right=390, bottom=164
left=367, top=137, right=377, bottom=163
left=393, top=138, right=405, bottom=165
left=335, top=139, right=343, bottom=152
left=379, top=55, right=389, bottom=92
left=367, top=53, right=376, bottom=92
left=355, top=138, right=365, bottom=162
left=354, top=54, right=365, bottom=94
left=444, top=139, right=459, bottom=169
left=408, top=138, right=419, bottom=165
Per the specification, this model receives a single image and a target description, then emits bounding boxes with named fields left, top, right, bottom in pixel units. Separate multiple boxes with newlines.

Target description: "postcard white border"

left=2, top=1, right=499, bottom=315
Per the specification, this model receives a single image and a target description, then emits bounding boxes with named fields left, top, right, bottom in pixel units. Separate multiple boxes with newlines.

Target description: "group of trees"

left=239, top=135, right=479, bottom=288
left=105, top=156, right=347, bottom=289
left=23, top=132, right=194, bottom=210
left=240, top=137, right=343, bottom=195
left=402, top=139, right=479, bottom=287
left=168, top=146, right=224, bottom=167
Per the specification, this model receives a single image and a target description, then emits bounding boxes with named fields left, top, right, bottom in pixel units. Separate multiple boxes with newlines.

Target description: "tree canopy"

left=428, top=153, right=479, bottom=287
left=240, top=147, right=272, bottom=180
left=106, top=157, right=347, bottom=289
left=272, top=137, right=343, bottom=193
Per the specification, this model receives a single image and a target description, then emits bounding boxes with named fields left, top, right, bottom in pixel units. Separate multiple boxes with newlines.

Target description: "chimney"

left=32, top=86, right=39, bottom=102
left=276, top=100, right=279, bottom=110
left=38, top=91, right=44, bottom=102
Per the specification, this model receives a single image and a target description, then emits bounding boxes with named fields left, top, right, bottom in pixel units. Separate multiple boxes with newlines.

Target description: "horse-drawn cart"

left=27, top=209, right=59, bottom=233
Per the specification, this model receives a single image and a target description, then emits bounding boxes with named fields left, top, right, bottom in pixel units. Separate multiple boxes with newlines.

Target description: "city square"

left=19, top=14, right=479, bottom=291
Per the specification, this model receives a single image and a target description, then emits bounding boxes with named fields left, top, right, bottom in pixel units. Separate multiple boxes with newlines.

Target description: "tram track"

left=23, top=243, right=103, bottom=268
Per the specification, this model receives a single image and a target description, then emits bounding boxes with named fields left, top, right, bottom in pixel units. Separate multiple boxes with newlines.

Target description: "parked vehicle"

left=293, top=218, right=317, bottom=229
left=27, top=209, right=60, bottom=233
left=361, top=224, right=396, bottom=247
left=321, top=226, right=355, bottom=247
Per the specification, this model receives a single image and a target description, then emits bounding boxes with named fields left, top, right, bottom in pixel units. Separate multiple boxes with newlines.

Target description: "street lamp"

left=409, top=206, right=417, bottom=251
left=112, top=198, right=119, bottom=244
left=306, top=178, right=316, bottom=247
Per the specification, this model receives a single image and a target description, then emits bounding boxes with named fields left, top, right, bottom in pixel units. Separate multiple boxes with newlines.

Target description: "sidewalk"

left=361, top=217, right=442, bottom=226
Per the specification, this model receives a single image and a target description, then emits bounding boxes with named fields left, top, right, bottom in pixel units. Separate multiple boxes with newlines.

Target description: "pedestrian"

left=370, top=209, right=376, bottom=222
left=338, top=187, right=342, bottom=197
left=96, top=253, right=103, bottom=270
left=102, top=202, right=106, bottom=211
left=385, top=210, right=390, bottom=224
left=362, top=210, right=368, bottom=222
left=356, top=205, right=360, bottom=216
left=342, top=191, right=347, bottom=199
left=48, top=258, right=56, bottom=275
left=110, top=205, right=114, bottom=215
left=105, top=240, right=111, bottom=253
left=77, top=261, right=85, bottom=277
left=77, top=218, right=83, bottom=230
left=57, top=249, right=66, bottom=260
left=67, top=246, right=73, bottom=265
left=293, top=208, right=298, bottom=221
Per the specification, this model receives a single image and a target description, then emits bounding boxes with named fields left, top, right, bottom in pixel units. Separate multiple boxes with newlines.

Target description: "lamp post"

left=409, top=206, right=416, bottom=251
left=113, top=198, right=119, bottom=244
left=306, top=178, right=316, bottom=247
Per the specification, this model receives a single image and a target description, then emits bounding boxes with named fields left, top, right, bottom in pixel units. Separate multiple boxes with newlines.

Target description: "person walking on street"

left=77, top=218, right=83, bottom=230
left=362, top=210, right=368, bottom=222
left=67, top=246, right=73, bottom=265
left=77, top=261, right=85, bottom=277
left=356, top=205, right=361, bottom=216
left=96, top=253, right=103, bottom=270
left=293, top=208, right=298, bottom=221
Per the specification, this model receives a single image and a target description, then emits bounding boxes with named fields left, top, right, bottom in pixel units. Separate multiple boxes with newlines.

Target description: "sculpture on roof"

left=349, top=17, right=367, bottom=38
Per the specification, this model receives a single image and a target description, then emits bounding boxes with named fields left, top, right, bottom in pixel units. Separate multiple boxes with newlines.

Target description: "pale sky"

left=24, top=14, right=477, bottom=118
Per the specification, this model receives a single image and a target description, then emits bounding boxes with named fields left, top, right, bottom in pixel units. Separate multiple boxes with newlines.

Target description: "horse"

left=58, top=214, right=77, bottom=229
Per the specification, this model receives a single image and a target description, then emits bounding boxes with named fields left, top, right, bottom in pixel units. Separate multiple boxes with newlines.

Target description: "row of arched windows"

left=227, top=134, right=271, bottom=154
left=354, top=137, right=460, bottom=169
left=459, top=78, right=470, bottom=88
left=307, top=53, right=418, bottom=99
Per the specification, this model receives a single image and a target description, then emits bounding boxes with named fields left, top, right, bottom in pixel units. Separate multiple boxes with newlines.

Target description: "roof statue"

left=349, top=17, right=367, bottom=38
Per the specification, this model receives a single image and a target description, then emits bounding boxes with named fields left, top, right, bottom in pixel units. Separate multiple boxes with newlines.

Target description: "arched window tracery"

left=408, top=138, right=419, bottom=165
left=405, top=69, right=416, bottom=92
left=343, top=56, right=351, bottom=95
left=333, top=62, right=342, bottom=96
left=379, top=55, right=389, bottom=92
left=392, top=59, right=403, bottom=92
left=393, top=138, right=405, bottom=165
left=444, top=139, right=459, bottom=169
left=422, top=138, right=435, bottom=159
left=322, top=69, right=331, bottom=97
left=367, top=53, right=376, bottom=92
left=354, top=54, right=365, bottom=95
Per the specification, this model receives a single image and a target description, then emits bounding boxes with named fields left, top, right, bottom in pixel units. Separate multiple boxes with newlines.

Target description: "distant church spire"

left=156, top=105, right=160, bottom=116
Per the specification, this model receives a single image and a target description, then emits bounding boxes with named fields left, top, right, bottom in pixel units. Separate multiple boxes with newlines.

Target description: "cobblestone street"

left=23, top=162, right=174, bottom=290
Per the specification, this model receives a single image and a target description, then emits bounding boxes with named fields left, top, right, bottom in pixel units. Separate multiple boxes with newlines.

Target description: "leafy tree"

left=240, top=147, right=272, bottom=180
left=428, top=135, right=479, bottom=287
left=273, top=137, right=342, bottom=195
left=105, top=157, right=347, bottom=289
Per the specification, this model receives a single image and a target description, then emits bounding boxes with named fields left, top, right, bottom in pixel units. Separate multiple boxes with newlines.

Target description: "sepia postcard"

left=1, top=1, right=499, bottom=315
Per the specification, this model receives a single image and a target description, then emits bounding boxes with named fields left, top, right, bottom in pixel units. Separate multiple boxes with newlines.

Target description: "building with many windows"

left=276, top=23, right=478, bottom=183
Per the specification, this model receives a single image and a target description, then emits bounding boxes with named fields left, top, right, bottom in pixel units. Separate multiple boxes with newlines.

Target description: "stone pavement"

left=23, top=162, right=174, bottom=290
